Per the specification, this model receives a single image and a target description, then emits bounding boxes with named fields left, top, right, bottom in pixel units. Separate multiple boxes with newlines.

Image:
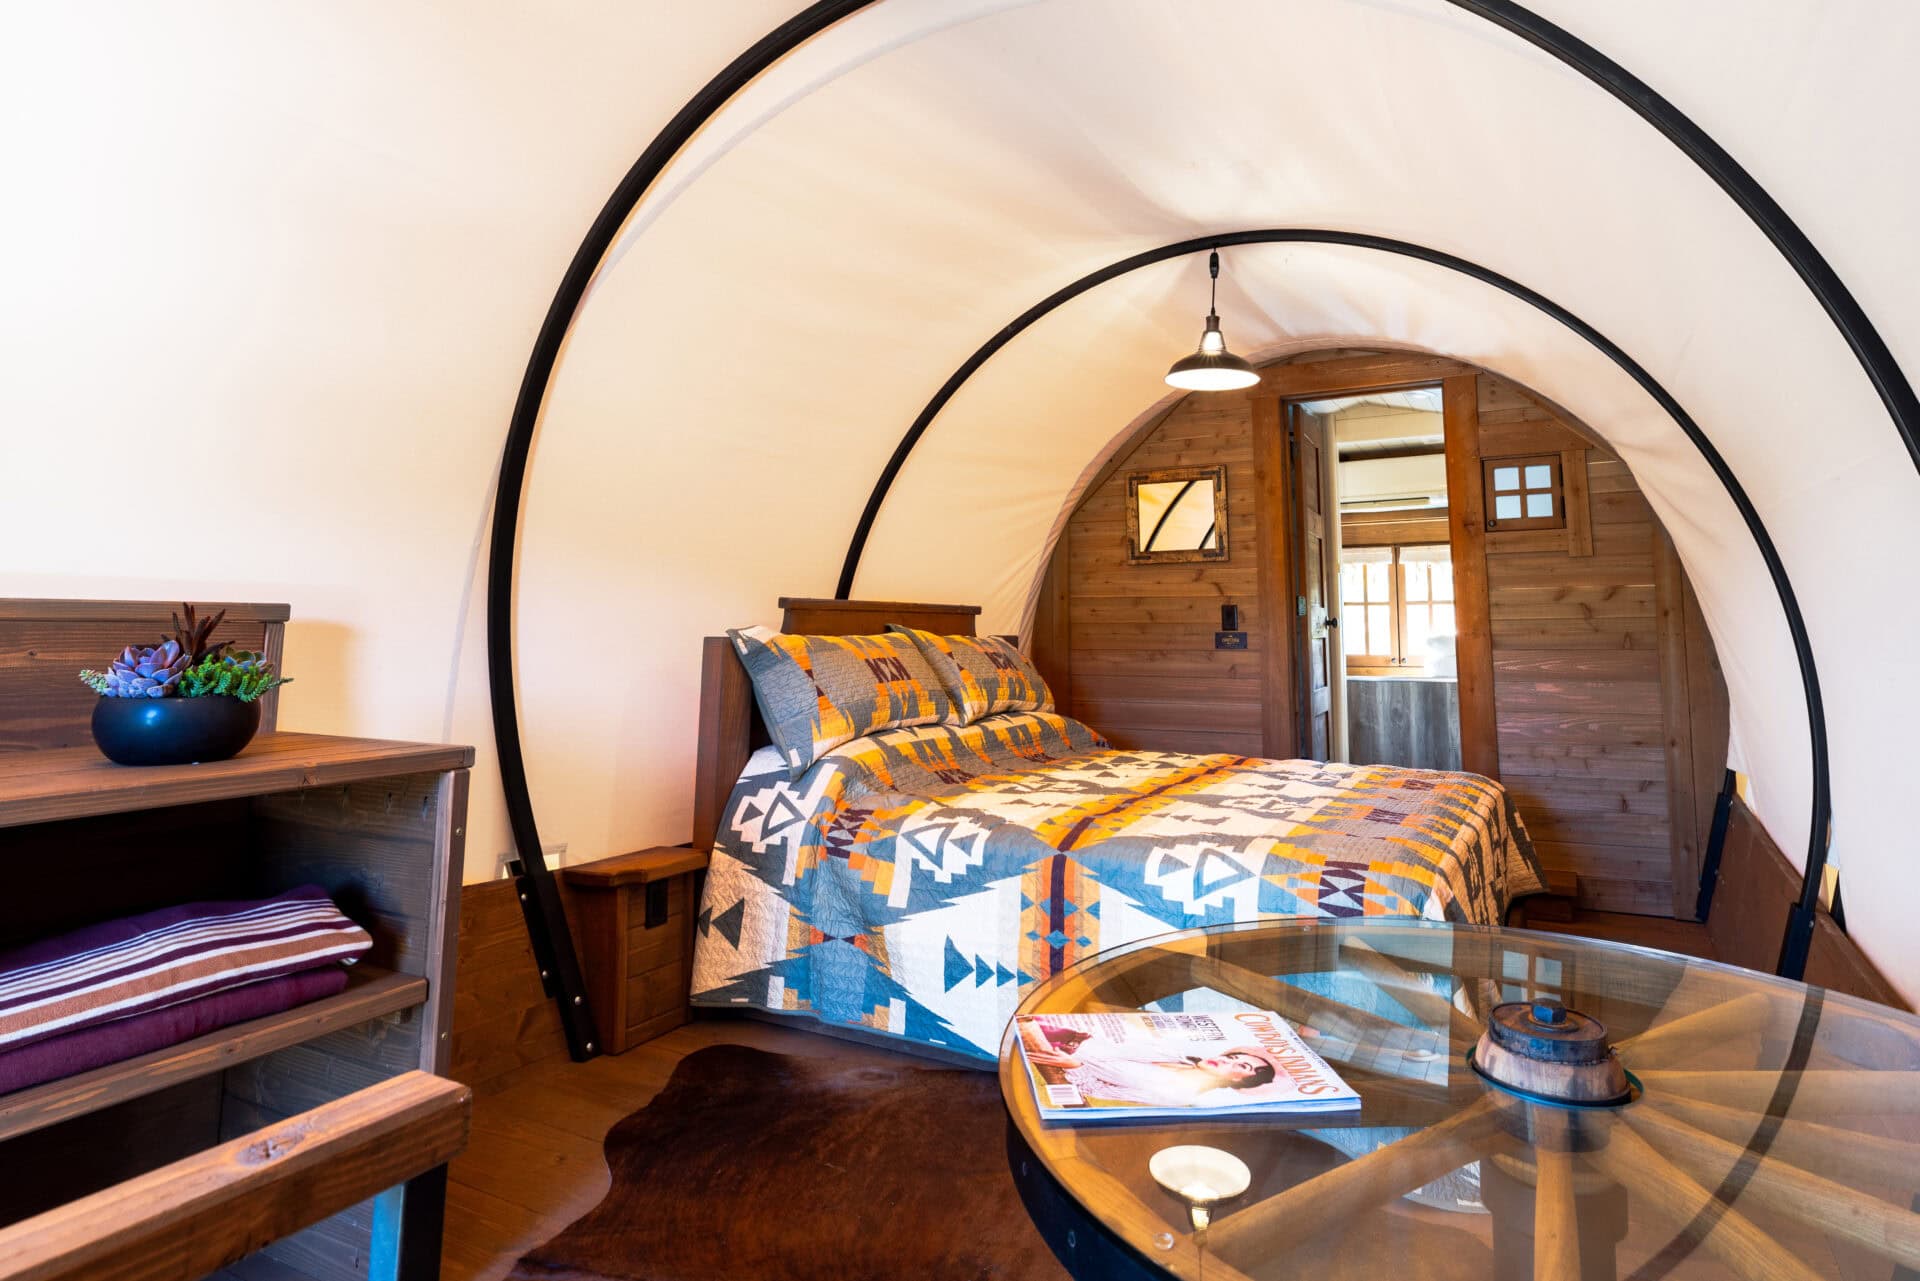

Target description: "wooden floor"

left=439, top=909, right=1718, bottom=1278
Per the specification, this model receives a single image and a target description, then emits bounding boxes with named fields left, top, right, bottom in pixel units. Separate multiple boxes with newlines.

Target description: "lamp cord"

left=1208, top=248, right=1220, bottom=315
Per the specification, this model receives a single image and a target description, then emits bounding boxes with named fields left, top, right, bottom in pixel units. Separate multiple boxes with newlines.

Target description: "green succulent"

left=176, top=649, right=291, bottom=703
left=79, top=603, right=292, bottom=701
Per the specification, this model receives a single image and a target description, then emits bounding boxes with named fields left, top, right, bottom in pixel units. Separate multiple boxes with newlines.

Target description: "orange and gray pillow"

left=890, top=626, right=1053, bottom=725
left=729, top=626, right=951, bottom=777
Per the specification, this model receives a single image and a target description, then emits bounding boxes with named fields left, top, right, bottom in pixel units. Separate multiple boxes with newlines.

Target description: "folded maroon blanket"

left=0, top=885, right=371, bottom=1054
left=0, top=965, right=349, bottom=1095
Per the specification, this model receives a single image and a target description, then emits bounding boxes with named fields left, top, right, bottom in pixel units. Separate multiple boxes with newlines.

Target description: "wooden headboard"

left=0, top=599, right=289, bottom=752
left=690, top=597, right=981, bottom=851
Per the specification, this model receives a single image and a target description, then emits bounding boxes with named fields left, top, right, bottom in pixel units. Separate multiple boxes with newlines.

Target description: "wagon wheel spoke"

left=1532, top=1109, right=1580, bottom=1281
left=1635, top=1069, right=1920, bottom=1114
left=1206, top=1094, right=1507, bottom=1264
left=1063, top=950, right=1458, bottom=1083
left=1589, top=1120, right=1824, bottom=1281
left=1615, top=991, right=1779, bottom=1062
left=1644, top=1091, right=1920, bottom=1188
left=1180, top=953, right=1459, bottom=1074
left=1624, top=1106, right=1920, bottom=1270
left=1338, top=937, right=1479, bottom=1032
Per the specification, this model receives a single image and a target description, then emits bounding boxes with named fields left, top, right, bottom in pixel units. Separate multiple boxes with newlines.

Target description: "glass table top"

left=997, top=919, right=1920, bottom=1281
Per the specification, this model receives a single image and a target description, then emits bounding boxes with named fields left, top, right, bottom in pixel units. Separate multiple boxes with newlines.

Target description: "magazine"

left=1014, top=1010, right=1361, bottom=1120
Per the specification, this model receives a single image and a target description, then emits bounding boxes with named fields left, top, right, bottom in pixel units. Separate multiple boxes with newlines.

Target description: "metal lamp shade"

left=1166, top=308, right=1259, bottom=391
left=1165, top=344, right=1259, bottom=391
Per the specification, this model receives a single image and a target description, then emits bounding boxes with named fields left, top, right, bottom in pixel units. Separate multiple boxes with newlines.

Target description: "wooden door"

left=1291, top=405, right=1333, bottom=759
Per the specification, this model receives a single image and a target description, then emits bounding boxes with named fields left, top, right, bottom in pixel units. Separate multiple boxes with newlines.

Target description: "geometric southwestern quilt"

left=690, top=711, right=1543, bottom=1060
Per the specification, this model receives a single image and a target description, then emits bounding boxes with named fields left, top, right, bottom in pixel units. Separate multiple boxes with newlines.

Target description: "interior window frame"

left=1482, top=453, right=1566, bottom=532
left=1339, top=549, right=1399, bottom=671
left=1340, top=542, right=1453, bottom=674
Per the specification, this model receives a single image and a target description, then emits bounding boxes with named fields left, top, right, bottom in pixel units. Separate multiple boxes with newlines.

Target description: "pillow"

left=729, top=626, right=950, bottom=776
left=889, top=627, right=1053, bottom=725
left=0, top=885, right=372, bottom=1054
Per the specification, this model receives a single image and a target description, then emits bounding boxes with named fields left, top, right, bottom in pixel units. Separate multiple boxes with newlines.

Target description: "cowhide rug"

left=508, top=1043, right=1069, bottom=1281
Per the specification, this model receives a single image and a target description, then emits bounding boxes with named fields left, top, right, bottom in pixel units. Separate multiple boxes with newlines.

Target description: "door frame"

left=1286, top=399, right=1334, bottom=760
left=1252, top=353, right=1496, bottom=772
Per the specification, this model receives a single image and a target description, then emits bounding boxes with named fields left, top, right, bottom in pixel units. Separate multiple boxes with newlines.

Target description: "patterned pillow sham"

left=889, top=626, right=1053, bottom=725
left=729, top=625, right=951, bottom=777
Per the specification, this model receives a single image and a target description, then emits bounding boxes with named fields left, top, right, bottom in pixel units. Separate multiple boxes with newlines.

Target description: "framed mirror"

left=1126, top=465, right=1229, bottom=563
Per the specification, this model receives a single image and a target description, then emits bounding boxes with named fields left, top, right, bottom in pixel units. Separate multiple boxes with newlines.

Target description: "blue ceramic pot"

left=90, top=694, right=261, bottom=766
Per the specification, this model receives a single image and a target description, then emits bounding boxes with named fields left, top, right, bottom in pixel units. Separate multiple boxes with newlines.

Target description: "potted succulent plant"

left=79, top=604, right=291, bottom=765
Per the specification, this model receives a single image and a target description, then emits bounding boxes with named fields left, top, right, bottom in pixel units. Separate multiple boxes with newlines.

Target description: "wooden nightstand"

left=560, top=846, right=709, bottom=1053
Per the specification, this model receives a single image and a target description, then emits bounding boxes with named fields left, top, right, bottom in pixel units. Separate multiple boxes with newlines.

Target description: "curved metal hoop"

left=489, top=0, right=1899, bottom=1025
left=832, top=229, right=1831, bottom=983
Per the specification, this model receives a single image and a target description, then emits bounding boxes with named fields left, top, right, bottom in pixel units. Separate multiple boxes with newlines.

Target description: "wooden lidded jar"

left=1473, top=1000, right=1631, bottom=1105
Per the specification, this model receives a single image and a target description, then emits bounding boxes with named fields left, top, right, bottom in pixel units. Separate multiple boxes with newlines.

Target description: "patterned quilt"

left=691, top=711, right=1541, bottom=1059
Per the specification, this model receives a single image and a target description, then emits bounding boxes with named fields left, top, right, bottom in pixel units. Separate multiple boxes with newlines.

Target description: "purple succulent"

left=99, top=640, right=187, bottom=697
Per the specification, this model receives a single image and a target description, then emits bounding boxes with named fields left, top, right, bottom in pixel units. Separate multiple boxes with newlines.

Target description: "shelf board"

left=0, top=965, right=428, bottom=1144
left=0, top=732, right=475, bottom=827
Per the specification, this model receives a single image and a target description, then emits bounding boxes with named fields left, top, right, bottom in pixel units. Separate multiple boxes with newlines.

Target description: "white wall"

left=1338, top=456, right=1448, bottom=507
left=0, top=3, right=795, bottom=880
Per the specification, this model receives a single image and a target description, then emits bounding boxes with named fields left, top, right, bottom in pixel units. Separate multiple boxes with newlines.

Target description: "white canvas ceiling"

left=516, top=0, right=1920, bottom=997
left=4, top=2, right=1915, bottom=997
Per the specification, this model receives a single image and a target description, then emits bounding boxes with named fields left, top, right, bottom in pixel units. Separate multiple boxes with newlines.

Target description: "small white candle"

left=1149, top=1145, right=1252, bottom=1220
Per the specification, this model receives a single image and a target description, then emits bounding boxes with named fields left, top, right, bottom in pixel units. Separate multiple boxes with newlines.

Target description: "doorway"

left=1291, top=387, right=1460, bottom=770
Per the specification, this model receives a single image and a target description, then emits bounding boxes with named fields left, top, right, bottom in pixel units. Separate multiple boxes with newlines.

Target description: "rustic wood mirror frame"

left=1125, top=464, right=1229, bottom=564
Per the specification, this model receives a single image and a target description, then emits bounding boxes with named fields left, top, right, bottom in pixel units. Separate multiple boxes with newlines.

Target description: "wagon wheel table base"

left=997, top=919, right=1920, bottom=1281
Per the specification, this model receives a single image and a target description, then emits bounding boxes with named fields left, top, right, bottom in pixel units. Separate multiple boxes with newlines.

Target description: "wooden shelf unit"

left=0, top=600, right=472, bottom=1281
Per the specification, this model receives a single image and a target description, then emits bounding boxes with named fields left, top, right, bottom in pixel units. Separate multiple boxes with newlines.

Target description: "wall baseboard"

left=1707, top=797, right=1908, bottom=1010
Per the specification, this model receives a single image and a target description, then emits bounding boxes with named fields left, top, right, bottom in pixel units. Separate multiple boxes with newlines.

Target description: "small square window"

left=1483, top=454, right=1565, bottom=532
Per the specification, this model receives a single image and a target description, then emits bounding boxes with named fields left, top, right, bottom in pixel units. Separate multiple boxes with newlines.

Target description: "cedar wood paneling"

left=1054, top=395, right=1265, bottom=756
left=1033, top=354, right=1728, bottom=918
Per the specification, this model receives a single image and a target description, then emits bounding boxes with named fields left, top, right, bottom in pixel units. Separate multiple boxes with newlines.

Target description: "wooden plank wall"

left=1033, top=354, right=1729, bottom=920
left=1048, top=394, right=1265, bottom=755
left=449, top=877, right=577, bottom=1092
left=1706, top=797, right=1908, bottom=1010
left=0, top=600, right=288, bottom=752
left=1474, top=375, right=1725, bottom=916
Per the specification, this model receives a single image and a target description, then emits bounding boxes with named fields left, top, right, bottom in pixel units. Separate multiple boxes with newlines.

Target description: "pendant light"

left=1165, top=249, right=1260, bottom=391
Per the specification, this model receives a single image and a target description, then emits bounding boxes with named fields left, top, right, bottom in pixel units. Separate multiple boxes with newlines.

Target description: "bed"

left=689, top=598, right=1542, bottom=1060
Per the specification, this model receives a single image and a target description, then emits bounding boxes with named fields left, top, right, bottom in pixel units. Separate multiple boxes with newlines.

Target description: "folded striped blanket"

left=0, top=967, right=349, bottom=1095
left=0, top=886, right=372, bottom=1054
